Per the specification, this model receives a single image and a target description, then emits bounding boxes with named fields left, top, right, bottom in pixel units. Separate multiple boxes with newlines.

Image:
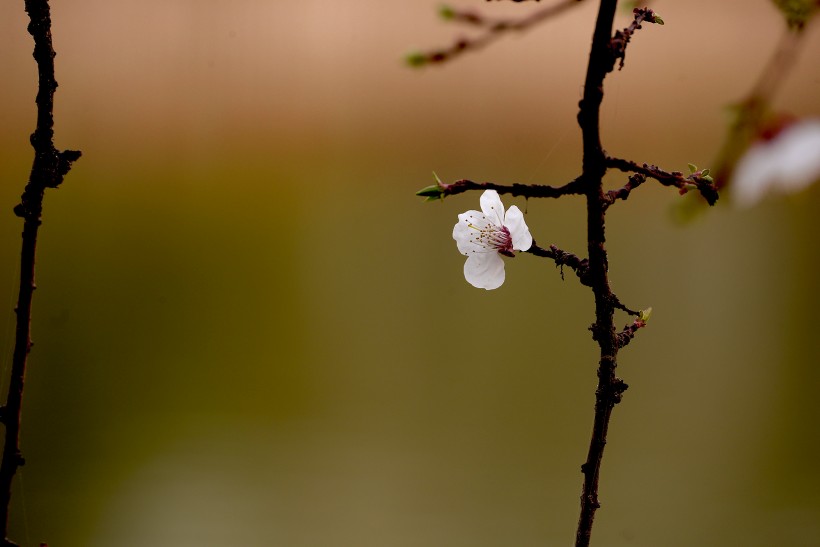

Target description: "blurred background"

left=0, top=1, right=819, bottom=545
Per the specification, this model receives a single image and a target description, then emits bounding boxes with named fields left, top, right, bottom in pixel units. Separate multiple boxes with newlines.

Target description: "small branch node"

left=605, top=173, right=646, bottom=207
left=611, top=380, right=629, bottom=404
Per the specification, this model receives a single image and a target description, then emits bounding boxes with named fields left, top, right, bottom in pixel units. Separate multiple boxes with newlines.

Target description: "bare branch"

left=407, top=0, right=583, bottom=67
left=0, top=2, right=80, bottom=545
left=606, top=156, right=719, bottom=205
left=603, top=173, right=646, bottom=207
left=446, top=177, right=584, bottom=199
left=417, top=176, right=585, bottom=201
left=609, top=7, right=664, bottom=72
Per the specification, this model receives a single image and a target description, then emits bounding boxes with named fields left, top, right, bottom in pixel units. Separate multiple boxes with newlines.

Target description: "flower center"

left=468, top=221, right=514, bottom=256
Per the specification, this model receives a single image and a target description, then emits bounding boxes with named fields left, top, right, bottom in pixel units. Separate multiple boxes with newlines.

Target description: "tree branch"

left=575, top=1, right=625, bottom=545
left=609, top=7, right=664, bottom=72
left=525, top=242, right=590, bottom=284
left=525, top=244, right=640, bottom=319
left=427, top=176, right=586, bottom=200
left=614, top=316, right=647, bottom=349
left=603, top=173, right=646, bottom=207
left=0, top=2, right=80, bottom=545
left=606, top=156, right=719, bottom=205
left=407, top=0, right=584, bottom=67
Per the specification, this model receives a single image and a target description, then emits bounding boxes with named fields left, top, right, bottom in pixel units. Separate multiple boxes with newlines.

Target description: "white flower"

left=452, top=190, right=532, bottom=290
left=732, top=118, right=820, bottom=208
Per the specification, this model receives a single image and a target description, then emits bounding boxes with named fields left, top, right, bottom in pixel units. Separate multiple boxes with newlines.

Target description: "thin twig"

left=408, top=0, right=583, bottom=67
left=609, top=7, right=663, bottom=71
left=614, top=317, right=647, bottom=349
left=710, top=27, right=806, bottom=189
left=606, top=156, right=719, bottom=205
left=525, top=242, right=590, bottom=284
left=603, top=173, right=646, bottom=207
left=0, top=2, right=80, bottom=545
left=525, top=244, right=640, bottom=318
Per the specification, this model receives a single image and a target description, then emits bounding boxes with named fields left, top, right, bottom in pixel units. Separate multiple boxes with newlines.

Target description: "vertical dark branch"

left=0, top=2, right=80, bottom=544
left=575, top=1, right=623, bottom=546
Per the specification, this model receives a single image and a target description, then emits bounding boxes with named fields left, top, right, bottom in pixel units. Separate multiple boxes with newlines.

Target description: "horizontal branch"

left=417, top=176, right=585, bottom=201
left=606, top=156, right=719, bottom=205
left=407, top=0, right=583, bottom=67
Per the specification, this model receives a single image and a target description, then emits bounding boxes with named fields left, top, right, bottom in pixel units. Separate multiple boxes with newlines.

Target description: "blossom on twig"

left=452, top=190, right=532, bottom=289
left=731, top=118, right=820, bottom=208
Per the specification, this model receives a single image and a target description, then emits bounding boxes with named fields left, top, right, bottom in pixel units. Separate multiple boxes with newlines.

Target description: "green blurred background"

left=0, top=1, right=819, bottom=545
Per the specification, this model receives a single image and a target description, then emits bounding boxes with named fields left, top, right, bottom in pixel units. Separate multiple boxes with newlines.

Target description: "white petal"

left=479, top=190, right=505, bottom=227
left=732, top=144, right=773, bottom=207
left=463, top=253, right=505, bottom=290
left=772, top=121, right=820, bottom=191
left=504, top=205, right=532, bottom=251
left=453, top=210, right=487, bottom=255
left=733, top=119, right=820, bottom=208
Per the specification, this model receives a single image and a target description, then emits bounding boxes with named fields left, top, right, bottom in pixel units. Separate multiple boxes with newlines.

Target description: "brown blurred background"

left=0, top=1, right=819, bottom=546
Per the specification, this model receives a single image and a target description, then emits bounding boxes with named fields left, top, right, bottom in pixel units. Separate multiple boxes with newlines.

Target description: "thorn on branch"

left=610, top=294, right=640, bottom=316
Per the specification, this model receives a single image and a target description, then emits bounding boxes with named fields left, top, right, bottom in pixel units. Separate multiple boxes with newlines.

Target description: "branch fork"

left=414, top=3, right=715, bottom=546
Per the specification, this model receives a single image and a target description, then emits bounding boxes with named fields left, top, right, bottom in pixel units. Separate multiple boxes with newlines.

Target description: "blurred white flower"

left=452, top=190, right=532, bottom=290
left=732, top=118, right=820, bottom=208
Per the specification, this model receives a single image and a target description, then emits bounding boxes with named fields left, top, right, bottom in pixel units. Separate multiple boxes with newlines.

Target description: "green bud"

left=405, top=51, right=427, bottom=68
left=772, top=0, right=819, bottom=30
left=439, top=5, right=456, bottom=20
left=652, top=14, right=665, bottom=25
left=701, top=168, right=710, bottom=177
left=416, top=184, right=444, bottom=200
left=638, top=307, right=653, bottom=323
left=417, top=173, right=446, bottom=201
left=687, top=163, right=698, bottom=174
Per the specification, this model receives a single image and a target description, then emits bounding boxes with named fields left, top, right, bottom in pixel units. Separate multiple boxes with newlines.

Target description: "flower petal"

left=773, top=120, right=820, bottom=191
left=479, top=190, right=505, bottom=227
left=453, top=210, right=488, bottom=255
left=463, top=253, right=505, bottom=290
left=504, top=205, right=532, bottom=251
left=733, top=118, right=820, bottom=208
